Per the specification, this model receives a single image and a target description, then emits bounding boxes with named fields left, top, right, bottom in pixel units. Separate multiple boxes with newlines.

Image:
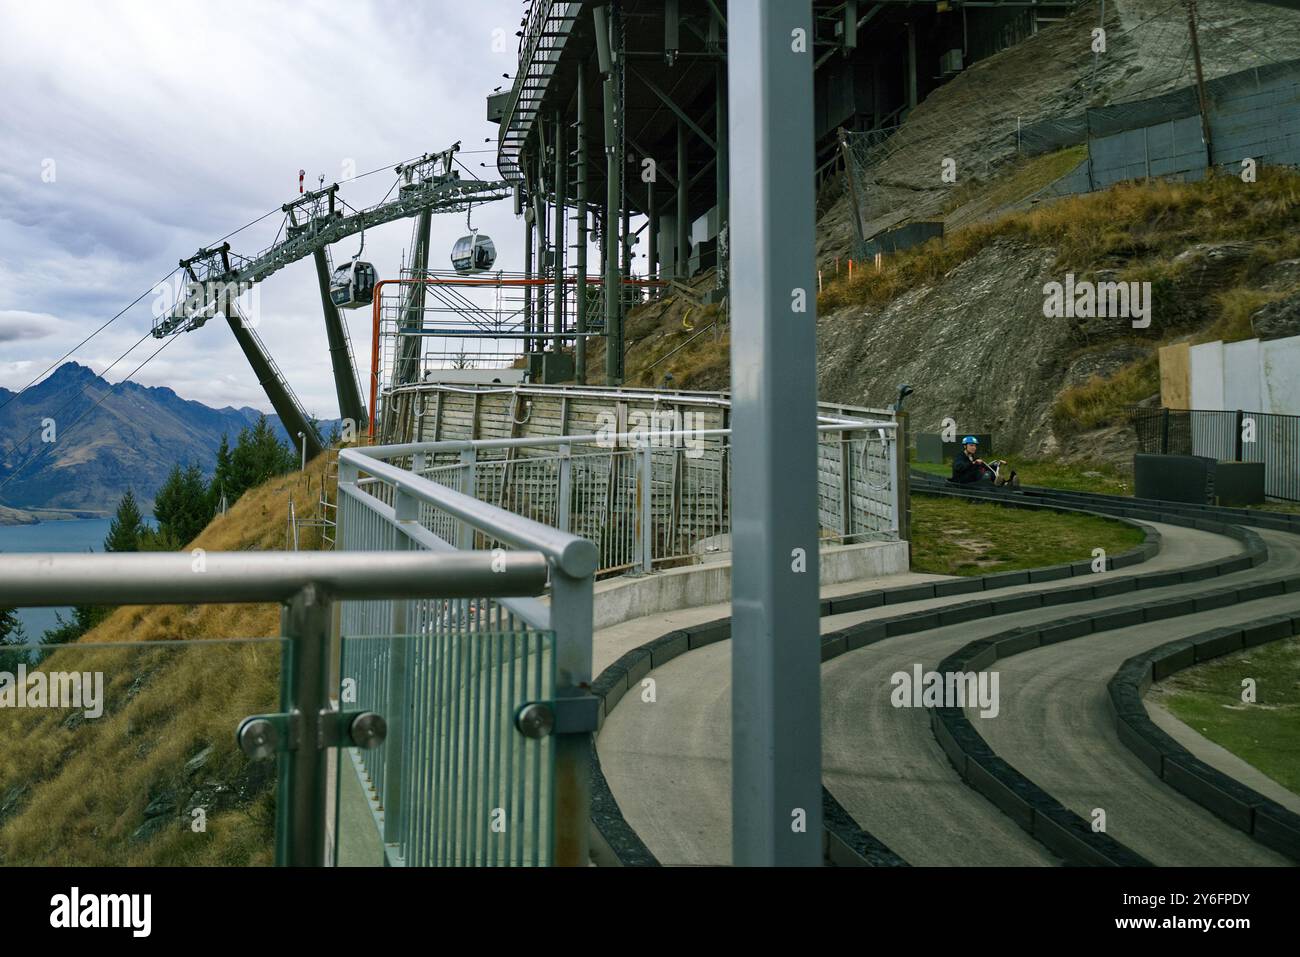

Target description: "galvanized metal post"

left=524, top=160, right=534, bottom=356
left=595, top=3, right=623, bottom=384
left=576, top=63, right=589, bottom=384
left=727, top=1, right=823, bottom=866
left=554, top=111, right=566, bottom=341
left=458, top=448, right=477, bottom=550
left=558, top=443, right=573, bottom=533
left=383, top=487, right=416, bottom=849
left=397, top=208, right=432, bottom=385
left=280, top=585, right=334, bottom=866
left=549, top=561, right=595, bottom=866
left=637, top=444, right=653, bottom=573
left=676, top=119, right=689, bottom=278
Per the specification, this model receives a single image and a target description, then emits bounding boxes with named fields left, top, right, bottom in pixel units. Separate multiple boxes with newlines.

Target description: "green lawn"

left=1154, top=637, right=1300, bottom=797
left=909, top=493, right=1146, bottom=577
left=911, top=457, right=1133, bottom=496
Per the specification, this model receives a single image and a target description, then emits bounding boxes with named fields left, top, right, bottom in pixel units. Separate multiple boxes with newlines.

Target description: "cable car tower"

left=152, top=143, right=510, bottom=457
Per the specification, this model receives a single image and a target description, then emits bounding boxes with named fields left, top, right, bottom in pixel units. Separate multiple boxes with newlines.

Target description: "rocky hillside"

left=615, top=0, right=1300, bottom=468
left=0, top=362, right=336, bottom=514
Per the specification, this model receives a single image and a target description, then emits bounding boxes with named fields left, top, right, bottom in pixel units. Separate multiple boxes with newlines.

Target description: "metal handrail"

left=0, top=550, right=549, bottom=607
left=341, top=448, right=598, bottom=578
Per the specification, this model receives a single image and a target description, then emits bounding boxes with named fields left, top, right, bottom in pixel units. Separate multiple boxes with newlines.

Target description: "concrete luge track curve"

left=589, top=511, right=1174, bottom=866
left=919, top=476, right=1300, bottom=866
left=591, top=476, right=1299, bottom=866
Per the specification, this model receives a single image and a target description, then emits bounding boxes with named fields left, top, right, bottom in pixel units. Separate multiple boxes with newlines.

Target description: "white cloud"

left=0, top=0, right=525, bottom=416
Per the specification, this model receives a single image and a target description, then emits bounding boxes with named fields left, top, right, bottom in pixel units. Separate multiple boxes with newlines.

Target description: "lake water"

left=0, top=517, right=113, bottom=639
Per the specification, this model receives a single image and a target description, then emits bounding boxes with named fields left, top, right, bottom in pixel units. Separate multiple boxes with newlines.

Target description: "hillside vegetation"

left=0, top=455, right=328, bottom=865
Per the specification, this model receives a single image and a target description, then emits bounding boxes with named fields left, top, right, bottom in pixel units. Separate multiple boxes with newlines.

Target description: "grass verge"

left=1153, top=637, right=1300, bottom=797
left=910, top=492, right=1145, bottom=576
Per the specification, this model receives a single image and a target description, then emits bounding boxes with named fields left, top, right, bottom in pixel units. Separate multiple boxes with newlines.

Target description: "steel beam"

left=396, top=208, right=432, bottom=385
left=597, top=3, right=623, bottom=384
left=219, top=293, right=323, bottom=461
left=553, top=111, right=566, bottom=342
left=576, top=62, right=589, bottom=384
left=312, top=249, right=367, bottom=427
left=676, top=120, right=689, bottom=279
left=727, top=1, right=822, bottom=867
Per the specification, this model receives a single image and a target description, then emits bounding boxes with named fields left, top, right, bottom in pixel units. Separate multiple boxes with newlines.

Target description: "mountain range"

left=0, top=362, right=334, bottom=516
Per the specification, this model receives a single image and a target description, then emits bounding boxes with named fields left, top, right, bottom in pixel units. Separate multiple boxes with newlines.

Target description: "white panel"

left=1260, top=335, right=1300, bottom=415
left=1188, top=340, right=1225, bottom=410
left=1223, top=339, right=1262, bottom=411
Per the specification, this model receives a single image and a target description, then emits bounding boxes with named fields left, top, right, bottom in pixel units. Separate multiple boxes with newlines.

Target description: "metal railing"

left=1130, top=406, right=1300, bottom=502
left=344, top=416, right=899, bottom=580
left=0, top=550, right=550, bottom=867
left=337, top=442, right=597, bottom=866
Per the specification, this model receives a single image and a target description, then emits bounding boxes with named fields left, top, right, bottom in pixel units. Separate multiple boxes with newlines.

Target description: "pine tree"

left=104, top=488, right=146, bottom=552
left=0, top=608, right=28, bottom=672
left=208, top=433, right=234, bottom=514
left=153, top=461, right=211, bottom=546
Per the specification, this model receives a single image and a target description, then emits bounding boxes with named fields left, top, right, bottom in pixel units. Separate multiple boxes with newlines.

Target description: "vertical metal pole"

left=727, top=2, right=822, bottom=866
left=648, top=183, right=658, bottom=285
left=906, top=22, right=917, bottom=110
left=676, top=119, right=689, bottom=278
left=549, top=562, right=595, bottom=866
left=597, top=3, right=622, bottom=384
left=894, top=415, right=910, bottom=544
left=524, top=158, right=534, bottom=357
left=281, top=585, right=333, bottom=866
left=716, top=57, right=729, bottom=295
left=637, top=444, right=653, bottom=573
left=576, top=63, right=589, bottom=384
left=554, top=111, right=566, bottom=341
left=458, top=448, right=477, bottom=549
left=558, top=443, right=573, bottom=533
left=383, top=487, right=416, bottom=849
left=1185, top=0, right=1214, bottom=168
left=397, top=209, right=432, bottom=385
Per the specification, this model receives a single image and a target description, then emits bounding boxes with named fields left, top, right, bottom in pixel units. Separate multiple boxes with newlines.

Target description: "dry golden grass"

left=819, top=168, right=1300, bottom=312
left=0, top=455, right=331, bottom=865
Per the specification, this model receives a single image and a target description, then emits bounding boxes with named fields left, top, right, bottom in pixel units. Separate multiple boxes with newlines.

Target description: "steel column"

left=396, top=208, right=432, bottom=385
left=727, top=1, right=822, bottom=867
left=716, top=58, right=729, bottom=293
left=676, top=120, right=689, bottom=278
left=219, top=292, right=323, bottom=460
left=597, top=3, right=623, bottom=384
left=553, top=111, right=566, bottom=341
left=312, top=249, right=367, bottom=427
left=524, top=157, right=534, bottom=356
left=576, top=63, right=589, bottom=384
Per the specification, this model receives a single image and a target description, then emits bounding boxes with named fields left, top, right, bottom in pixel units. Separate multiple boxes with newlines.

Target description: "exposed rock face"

left=1251, top=290, right=1300, bottom=340
left=817, top=240, right=1157, bottom=457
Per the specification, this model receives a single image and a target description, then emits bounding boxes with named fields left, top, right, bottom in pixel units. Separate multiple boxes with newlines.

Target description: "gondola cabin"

left=329, top=260, right=377, bottom=308
left=450, top=231, right=496, bottom=275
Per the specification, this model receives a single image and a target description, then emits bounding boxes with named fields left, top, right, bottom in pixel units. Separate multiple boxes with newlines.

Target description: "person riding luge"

left=951, top=436, right=1019, bottom=489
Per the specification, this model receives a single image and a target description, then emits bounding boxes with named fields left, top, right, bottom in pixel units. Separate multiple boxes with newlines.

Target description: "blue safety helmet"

left=961, top=435, right=978, bottom=445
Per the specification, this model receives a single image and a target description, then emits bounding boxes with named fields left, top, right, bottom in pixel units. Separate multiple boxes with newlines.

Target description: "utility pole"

left=1185, top=0, right=1214, bottom=169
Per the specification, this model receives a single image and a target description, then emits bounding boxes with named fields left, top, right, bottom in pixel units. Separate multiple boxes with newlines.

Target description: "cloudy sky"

left=0, top=0, right=529, bottom=418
